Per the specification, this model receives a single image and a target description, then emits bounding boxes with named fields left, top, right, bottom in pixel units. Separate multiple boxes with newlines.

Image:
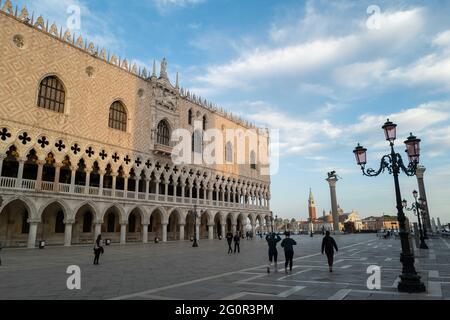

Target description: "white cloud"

left=152, top=0, right=205, bottom=14
left=433, top=30, right=450, bottom=47
left=333, top=60, right=389, bottom=89
left=387, top=54, right=450, bottom=90
left=193, top=8, right=425, bottom=91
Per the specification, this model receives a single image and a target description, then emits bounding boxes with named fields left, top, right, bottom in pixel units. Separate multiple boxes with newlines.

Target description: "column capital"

left=415, top=165, right=426, bottom=178
left=64, top=219, right=75, bottom=225
left=27, top=219, right=41, bottom=224
left=326, top=177, right=337, bottom=187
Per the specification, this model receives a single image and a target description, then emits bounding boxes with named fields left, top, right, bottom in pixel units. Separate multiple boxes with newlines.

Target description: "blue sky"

left=16, top=0, right=450, bottom=223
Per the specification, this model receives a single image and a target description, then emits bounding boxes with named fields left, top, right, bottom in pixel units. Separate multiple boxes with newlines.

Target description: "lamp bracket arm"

left=362, top=154, right=391, bottom=177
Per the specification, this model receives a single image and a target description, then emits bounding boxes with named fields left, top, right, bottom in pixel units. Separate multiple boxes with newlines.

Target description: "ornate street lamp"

left=353, top=119, right=426, bottom=293
left=189, top=205, right=199, bottom=248
left=402, top=190, right=428, bottom=249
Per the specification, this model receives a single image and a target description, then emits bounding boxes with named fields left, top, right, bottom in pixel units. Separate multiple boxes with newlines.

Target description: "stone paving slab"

left=1, top=234, right=449, bottom=300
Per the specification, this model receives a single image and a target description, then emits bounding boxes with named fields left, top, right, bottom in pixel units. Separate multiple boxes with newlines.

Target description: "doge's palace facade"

left=0, top=0, right=272, bottom=248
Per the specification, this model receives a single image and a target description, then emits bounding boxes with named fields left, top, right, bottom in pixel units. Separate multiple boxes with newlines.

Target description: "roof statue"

left=160, top=58, right=168, bottom=79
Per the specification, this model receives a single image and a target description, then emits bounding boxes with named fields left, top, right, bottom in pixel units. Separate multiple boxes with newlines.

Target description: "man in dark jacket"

left=266, top=232, right=282, bottom=273
left=233, top=232, right=241, bottom=254
left=226, top=232, right=233, bottom=254
left=281, top=232, right=297, bottom=274
left=322, top=231, right=339, bottom=272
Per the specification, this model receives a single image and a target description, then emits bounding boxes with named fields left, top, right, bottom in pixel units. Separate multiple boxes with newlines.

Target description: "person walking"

left=226, top=231, right=233, bottom=254
left=266, top=232, right=282, bottom=273
left=321, top=231, right=338, bottom=272
left=281, top=232, right=297, bottom=274
left=233, top=232, right=241, bottom=254
left=93, top=235, right=104, bottom=265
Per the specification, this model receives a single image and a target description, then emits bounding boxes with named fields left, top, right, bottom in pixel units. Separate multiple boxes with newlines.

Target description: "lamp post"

left=402, top=191, right=428, bottom=249
left=189, top=205, right=199, bottom=248
left=353, top=119, right=426, bottom=293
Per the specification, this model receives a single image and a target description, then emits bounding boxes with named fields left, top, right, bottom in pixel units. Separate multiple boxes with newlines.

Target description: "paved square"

left=1, top=234, right=449, bottom=300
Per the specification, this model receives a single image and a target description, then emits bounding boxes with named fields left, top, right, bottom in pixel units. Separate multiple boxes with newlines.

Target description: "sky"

left=14, top=0, right=450, bottom=223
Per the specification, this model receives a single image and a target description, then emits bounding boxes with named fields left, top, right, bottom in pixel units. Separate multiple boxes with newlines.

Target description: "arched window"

left=157, top=120, right=170, bottom=146
left=107, top=213, right=115, bottom=233
left=202, top=115, right=207, bottom=131
left=83, top=212, right=93, bottom=233
left=250, top=151, right=257, bottom=170
left=109, top=101, right=127, bottom=132
left=55, top=211, right=65, bottom=233
left=192, top=130, right=202, bottom=153
left=37, top=76, right=65, bottom=113
left=226, top=142, right=233, bottom=163
left=188, top=109, right=193, bottom=125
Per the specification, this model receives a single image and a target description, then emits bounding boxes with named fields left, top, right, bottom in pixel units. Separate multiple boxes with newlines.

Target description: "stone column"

left=53, top=163, right=61, bottom=192
left=0, top=156, right=4, bottom=176
left=189, top=186, right=193, bottom=201
left=179, top=224, right=185, bottom=241
left=208, top=188, right=213, bottom=205
left=69, top=167, right=77, bottom=193
left=221, top=224, right=226, bottom=239
left=84, top=169, right=91, bottom=195
left=181, top=183, right=186, bottom=203
left=155, top=179, right=160, bottom=196
left=431, top=218, right=437, bottom=233
left=17, top=159, right=25, bottom=188
left=145, top=179, right=150, bottom=200
left=142, top=224, right=148, bottom=243
left=27, top=221, right=39, bottom=248
left=99, top=171, right=104, bottom=195
left=162, top=223, right=168, bottom=242
left=251, top=224, right=256, bottom=236
left=164, top=183, right=169, bottom=201
left=120, top=223, right=127, bottom=244
left=124, top=175, right=129, bottom=198
left=208, top=223, right=214, bottom=240
left=64, top=221, right=73, bottom=246
left=415, top=166, right=432, bottom=232
left=36, top=161, right=44, bottom=191
left=94, top=222, right=102, bottom=241
left=232, top=224, right=237, bottom=234
left=195, top=224, right=200, bottom=241
left=111, top=173, right=117, bottom=195
left=135, top=177, right=140, bottom=199
left=326, top=176, right=340, bottom=233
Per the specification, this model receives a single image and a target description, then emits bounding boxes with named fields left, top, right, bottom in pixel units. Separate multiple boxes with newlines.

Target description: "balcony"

left=0, top=176, right=270, bottom=211
left=153, top=143, right=173, bottom=156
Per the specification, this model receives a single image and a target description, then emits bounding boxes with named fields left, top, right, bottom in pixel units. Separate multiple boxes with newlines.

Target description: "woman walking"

left=321, top=231, right=338, bottom=272
left=93, top=235, right=104, bottom=265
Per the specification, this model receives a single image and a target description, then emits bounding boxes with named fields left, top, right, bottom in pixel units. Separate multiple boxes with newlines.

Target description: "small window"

left=192, top=130, right=203, bottom=153
left=202, top=115, right=207, bottom=131
left=157, top=120, right=170, bottom=146
left=188, top=109, right=193, bottom=125
left=109, top=101, right=127, bottom=132
left=226, top=142, right=233, bottom=163
left=37, top=76, right=65, bottom=113
left=250, top=151, right=257, bottom=170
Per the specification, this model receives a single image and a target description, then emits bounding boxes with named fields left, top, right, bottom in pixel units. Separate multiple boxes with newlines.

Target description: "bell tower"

left=308, top=188, right=317, bottom=221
